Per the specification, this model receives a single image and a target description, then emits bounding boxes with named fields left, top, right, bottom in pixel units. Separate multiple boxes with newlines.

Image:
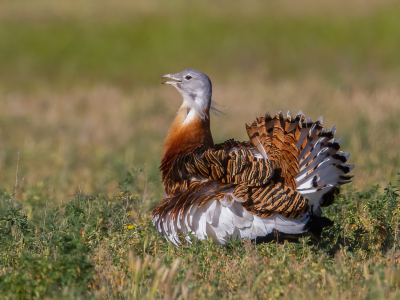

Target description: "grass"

left=1, top=171, right=400, bottom=299
left=1, top=0, right=400, bottom=298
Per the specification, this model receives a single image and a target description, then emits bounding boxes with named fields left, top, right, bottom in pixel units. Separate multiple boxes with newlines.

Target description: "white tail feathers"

left=294, top=115, right=354, bottom=216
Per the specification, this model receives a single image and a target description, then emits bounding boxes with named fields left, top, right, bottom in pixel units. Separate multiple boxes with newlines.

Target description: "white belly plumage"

left=153, top=192, right=311, bottom=245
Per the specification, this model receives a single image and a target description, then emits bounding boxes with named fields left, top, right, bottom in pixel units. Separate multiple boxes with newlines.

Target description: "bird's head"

left=162, top=69, right=212, bottom=120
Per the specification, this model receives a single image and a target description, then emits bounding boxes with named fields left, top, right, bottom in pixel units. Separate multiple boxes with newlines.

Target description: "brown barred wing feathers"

left=243, top=183, right=309, bottom=219
left=246, top=111, right=303, bottom=190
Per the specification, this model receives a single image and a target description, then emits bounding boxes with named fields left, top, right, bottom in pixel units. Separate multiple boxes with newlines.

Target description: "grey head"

left=162, top=69, right=212, bottom=119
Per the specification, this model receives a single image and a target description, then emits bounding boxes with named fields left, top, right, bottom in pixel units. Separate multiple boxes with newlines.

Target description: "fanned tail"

left=295, top=115, right=354, bottom=216
left=246, top=110, right=354, bottom=217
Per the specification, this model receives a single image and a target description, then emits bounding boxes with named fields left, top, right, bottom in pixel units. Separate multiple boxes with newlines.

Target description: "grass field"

left=1, top=0, right=400, bottom=298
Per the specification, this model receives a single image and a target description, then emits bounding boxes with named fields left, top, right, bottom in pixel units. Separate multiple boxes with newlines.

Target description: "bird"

left=152, top=69, right=354, bottom=245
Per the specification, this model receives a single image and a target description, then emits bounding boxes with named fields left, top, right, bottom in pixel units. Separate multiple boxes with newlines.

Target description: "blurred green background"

left=1, top=0, right=400, bottom=203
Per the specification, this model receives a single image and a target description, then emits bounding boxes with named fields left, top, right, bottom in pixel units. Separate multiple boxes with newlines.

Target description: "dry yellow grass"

left=1, top=75, right=399, bottom=201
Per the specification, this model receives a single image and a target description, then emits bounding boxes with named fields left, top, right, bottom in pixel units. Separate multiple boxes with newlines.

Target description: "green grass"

left=1, top=172, right=400, bottom=299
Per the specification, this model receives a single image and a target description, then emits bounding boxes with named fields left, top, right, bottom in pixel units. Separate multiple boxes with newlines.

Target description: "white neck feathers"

left=181, top=92, right=209, bottom=123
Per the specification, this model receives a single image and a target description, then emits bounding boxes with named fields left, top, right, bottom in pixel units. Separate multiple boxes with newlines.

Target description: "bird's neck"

left=160, top=103, right=214, bottom=181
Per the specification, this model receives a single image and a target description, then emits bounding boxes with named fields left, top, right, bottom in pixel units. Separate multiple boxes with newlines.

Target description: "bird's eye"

left=185, top=75, right=193, bottom=80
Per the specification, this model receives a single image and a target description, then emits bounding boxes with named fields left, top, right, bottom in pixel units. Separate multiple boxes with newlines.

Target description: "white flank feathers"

left=153, top=192, right=311, bottom=245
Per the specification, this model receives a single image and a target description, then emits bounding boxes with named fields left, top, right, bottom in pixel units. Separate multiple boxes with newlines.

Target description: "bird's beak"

left=161, top=74, right=181, bottom=85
